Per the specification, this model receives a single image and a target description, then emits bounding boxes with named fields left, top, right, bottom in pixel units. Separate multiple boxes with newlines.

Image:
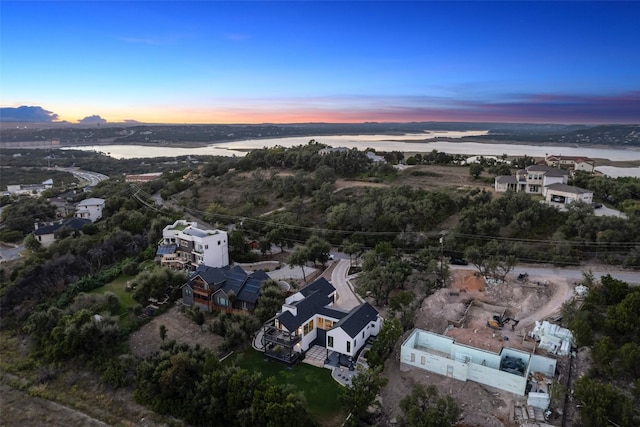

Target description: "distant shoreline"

left=2, top=137, right=639, bottom=151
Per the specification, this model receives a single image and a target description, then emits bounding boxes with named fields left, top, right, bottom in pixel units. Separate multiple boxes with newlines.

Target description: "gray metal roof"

left=495, top=175, right=517, bottom=184
left=545, top=183, right=592, bottom=194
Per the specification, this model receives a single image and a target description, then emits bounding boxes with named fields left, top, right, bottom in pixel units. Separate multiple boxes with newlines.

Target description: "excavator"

left=487, top=314, right=519, bottom=330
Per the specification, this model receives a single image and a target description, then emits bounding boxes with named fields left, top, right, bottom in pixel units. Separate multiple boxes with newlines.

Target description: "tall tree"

left=339, top=366, right=388, bottom=425
left=398, top=384, right=461, bottom=427
left=288, top=247, right=310, bottom=282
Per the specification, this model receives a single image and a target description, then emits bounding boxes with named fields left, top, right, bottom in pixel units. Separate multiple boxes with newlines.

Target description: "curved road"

left=56, top=167, right=108, bottom=186
left=331, top=259, right=363, bottom=310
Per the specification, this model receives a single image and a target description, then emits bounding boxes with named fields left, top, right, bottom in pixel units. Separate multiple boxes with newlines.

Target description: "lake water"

left=63, top=131, right=640, bottom=177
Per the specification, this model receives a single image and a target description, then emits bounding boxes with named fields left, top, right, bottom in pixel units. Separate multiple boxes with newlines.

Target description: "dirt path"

left=0, top=383, right=110, bottom=427
left=515, top=276, right=573, bottom=331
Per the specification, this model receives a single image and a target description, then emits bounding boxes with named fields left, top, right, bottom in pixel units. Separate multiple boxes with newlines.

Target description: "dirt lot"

left=378, top=269, right=578, bottom=427
left=128, top=304, right=224, bottom=358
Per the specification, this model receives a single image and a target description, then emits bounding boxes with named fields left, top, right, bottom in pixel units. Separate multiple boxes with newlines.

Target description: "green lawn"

left=90, top=274, right=136, bottom=315
left=226, top=349, right=345, bottom=424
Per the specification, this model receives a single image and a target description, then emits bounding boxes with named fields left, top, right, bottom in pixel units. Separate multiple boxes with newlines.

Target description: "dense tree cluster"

left=572, top=171, right=640, bottom=213
left=398, top=384, right=460, bottom=427
left=130, top=265, right=186, bottom=304
left=454, top=190, right=640, bottom=266
left=135, top=342, right=317, bottom=427
left=326, top=186, right=459, bottom=237
left=562, top=275, right=640, bottom=427
left=0, top=197, right=56, bottom=240
left=25, top=292, right=122, bottom=362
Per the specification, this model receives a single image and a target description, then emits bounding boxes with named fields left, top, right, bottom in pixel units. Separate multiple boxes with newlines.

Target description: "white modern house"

left=74, top=198, right=105, bottom=222
left=157, top=220, right=229, bottom=271
left=261, top=278, right=382, bottom=366
left=401, top=329, right=556, bottom=403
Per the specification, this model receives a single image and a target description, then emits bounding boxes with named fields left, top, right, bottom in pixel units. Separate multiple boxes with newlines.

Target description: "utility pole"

left=439, top=231, right=448, bottom=287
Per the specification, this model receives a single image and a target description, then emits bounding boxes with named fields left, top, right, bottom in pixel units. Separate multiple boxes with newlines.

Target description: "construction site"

left=380, top=268, right=583, bottom=427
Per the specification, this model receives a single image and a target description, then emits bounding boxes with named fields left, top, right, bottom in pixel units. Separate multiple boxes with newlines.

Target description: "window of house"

left=218, top=240, right=221, bottom=245
left=362, top=331, right=365, bottom=338
left=328, top=336, right=334, bottom=348
left=217, top=296, right=227, bottom=306
left=303, top=319, right=314, bottom=336
left=346, top=341, right=351, bottom=353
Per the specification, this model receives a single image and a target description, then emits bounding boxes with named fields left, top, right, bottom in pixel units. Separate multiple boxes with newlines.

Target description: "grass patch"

left=409, top=170, right=442, bottom=177
left=226, top=349, right=345, bottom=425
left=90, top=275, right=136, bottom=315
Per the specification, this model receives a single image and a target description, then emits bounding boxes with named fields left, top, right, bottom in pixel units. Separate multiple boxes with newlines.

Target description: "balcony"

left=263, top=324, right=302, bottom=347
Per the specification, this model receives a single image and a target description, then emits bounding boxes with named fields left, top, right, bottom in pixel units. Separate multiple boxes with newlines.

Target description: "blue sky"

left=1, top=1, right=639, bottom=124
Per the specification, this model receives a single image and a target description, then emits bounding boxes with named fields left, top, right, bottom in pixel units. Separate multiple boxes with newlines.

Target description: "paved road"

left=0, top=243, right=23, bottom=263
left=331, top=259, right=363, bottom=310
left=56, top=167, right=108, bottom=186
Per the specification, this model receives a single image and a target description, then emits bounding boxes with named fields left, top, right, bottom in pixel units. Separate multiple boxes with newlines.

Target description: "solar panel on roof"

left=156, top=244, right=177, bottom=255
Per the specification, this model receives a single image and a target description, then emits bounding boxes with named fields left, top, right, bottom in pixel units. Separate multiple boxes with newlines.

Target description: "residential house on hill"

left=545, top=154, right=595, bottom=173
left=261, top=277, right=382, bottom=366
left=494, top=165, right=569, bottom=195
left=75, top=198, right=105, bottom=222
left=157, top=220, right=229, bottom=271
left=181, top=264, right=269, bottom=312
left=33, top=218, right=92, bottom=247
left=494, top=165, right=593, bottom=209
left=5, top=179, right=53, bottom=196
left=318, top=147, right=349, bottom=156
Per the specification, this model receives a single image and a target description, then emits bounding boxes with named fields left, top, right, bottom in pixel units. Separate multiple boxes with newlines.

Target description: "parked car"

left=450, top=257, right=468, bottom=265
left=592, top=203, right=603, bottom=209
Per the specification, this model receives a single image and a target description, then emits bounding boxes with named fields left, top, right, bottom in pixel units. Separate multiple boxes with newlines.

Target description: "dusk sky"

left=2, top=1, right=639, bottom=124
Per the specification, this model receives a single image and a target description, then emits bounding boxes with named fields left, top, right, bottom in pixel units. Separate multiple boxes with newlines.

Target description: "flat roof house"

left=158, top=220, right=229, bottom=271
left=261, top=277, right=382, bottom=366
left=401, top=329, right=557, bottom=409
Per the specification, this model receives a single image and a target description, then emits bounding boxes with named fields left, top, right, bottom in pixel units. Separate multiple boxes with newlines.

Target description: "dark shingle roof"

left=299, top=277, right=335, bottom=298
left=33, top=218, right=91, bottom=236
left=277, top=288, right=333, bottom=331
left=334, top=302, right=380, bottom=338
left=274, top=277, right=377, bottom=336
left=187, top=265, right=267, bottom=304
